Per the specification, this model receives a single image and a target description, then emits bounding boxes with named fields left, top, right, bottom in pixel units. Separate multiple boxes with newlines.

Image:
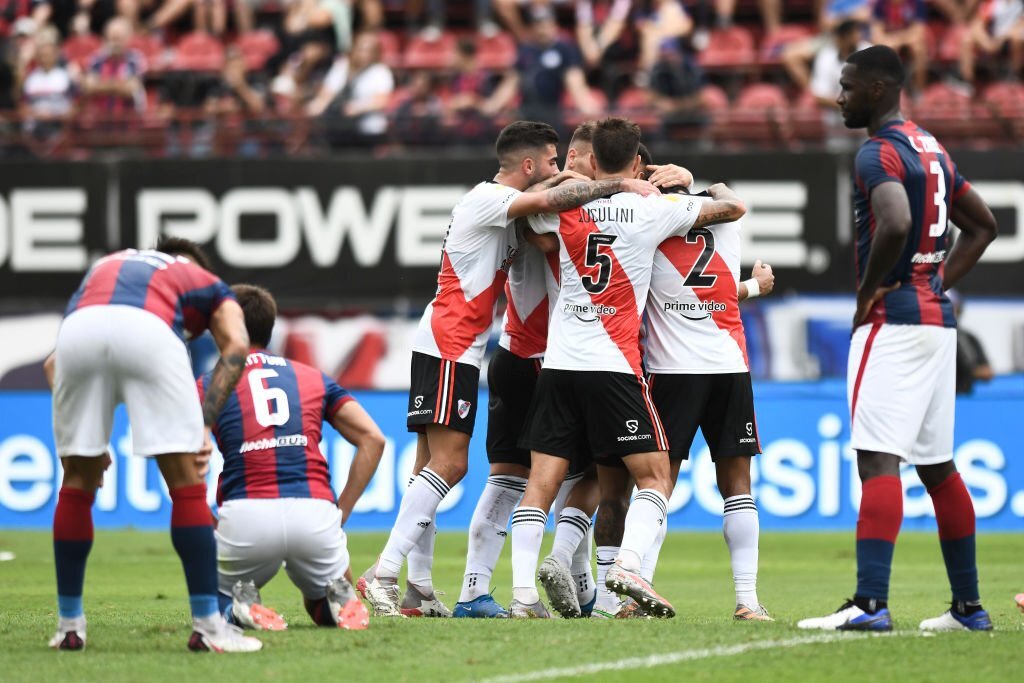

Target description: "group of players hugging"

left=45, top=45, right=998, bottom=654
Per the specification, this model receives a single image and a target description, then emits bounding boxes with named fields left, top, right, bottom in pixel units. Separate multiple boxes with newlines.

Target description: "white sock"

left=459, top=475, right=526, bottom=603
left=551, top=507, right=590, bottom=568
left=407, top=518, right=436, bottom=592
left=723, top=495, right=759, bottom=608
left=595, top=545, right=619, bottom=609
left=618, top=489, right=668, bottom=572
left=510, top=506, right=547, bottom=605
left=552, top=474, right=582, bottom=519
left=377, top=467, right=451, bottom=578
left=640, top=520, right=667, bottom=583
left=572, top=525, right=596, bottom=606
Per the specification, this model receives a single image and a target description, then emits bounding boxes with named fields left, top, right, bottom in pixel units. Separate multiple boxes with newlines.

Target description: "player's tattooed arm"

left=203, top=299, right=250, bottom=426
left=692, top=183, right=747, bottom=229
left=508, top=177, right=658, bottom=218
left=525, top=170, right=590, bottom=193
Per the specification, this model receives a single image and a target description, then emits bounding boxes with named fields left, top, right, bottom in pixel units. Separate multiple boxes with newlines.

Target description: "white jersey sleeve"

left=646, top=193, right=702, bottom=243
left=472, top=182, right=522, bottom=229
left=527, top=212, right=560, bottom=235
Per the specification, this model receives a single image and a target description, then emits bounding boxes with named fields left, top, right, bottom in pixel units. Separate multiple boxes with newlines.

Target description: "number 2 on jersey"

left=248, top=369, right=290, bottom=427
left=582, top=233, right=618, bottom=294
left=927, top=160, right=948, bottom=237
left=682, top=228, right=718, bottom=288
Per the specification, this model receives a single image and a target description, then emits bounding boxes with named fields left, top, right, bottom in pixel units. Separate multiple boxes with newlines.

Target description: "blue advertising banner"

left=1, top=380, right=1023, bottom=531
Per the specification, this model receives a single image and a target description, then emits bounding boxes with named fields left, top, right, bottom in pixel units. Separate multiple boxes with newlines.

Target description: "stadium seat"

left=984, top=82, right=1024, bottom=142
left=128, top=34, right=166, bottom=72
left=474, top=32, right=516, bottom=71
left=759, top=24, right=815, bottom=66
left=806, top=318, right=852, bottom=379
left=561, top=88, right=610, bottom=128
left=932, top=23, right=967, bottom=64
left=234, top=30, right=280, bottom=72
left=715, top=83, right=790, bottom=147
left=698, top=26, right=757, bottom=70
left=62, top=34, right=102, bottom=68
left=789, top=90, right=826, bottom=144
left=377, top=30, right=402, bottom=68
left=614, top=87, right=659, bottom=129
left=402, top=32, right=457, bottom=70
left=171, top=32, right=226, bottom=72
left=699, top=84, right=730, bottom=113
left=915, top=82, right=1000, bottom=145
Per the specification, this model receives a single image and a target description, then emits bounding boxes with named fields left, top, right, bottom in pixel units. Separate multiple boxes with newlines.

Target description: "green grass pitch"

left=0, top=530, right=1020, bottom=682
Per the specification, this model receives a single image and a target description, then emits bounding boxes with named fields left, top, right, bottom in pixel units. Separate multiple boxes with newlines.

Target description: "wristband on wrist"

left=743, top=278, right=760, bottom=299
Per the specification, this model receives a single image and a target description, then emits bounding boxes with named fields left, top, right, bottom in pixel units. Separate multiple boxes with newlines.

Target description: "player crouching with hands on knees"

left=201, top=284, right=385, bottom=632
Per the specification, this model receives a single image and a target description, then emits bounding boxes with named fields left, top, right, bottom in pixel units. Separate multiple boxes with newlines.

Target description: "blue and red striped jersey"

left=853, top=119, right=970, bottom=328
left=200, top=350, right=354, bottom=505
left=64, top=249, right=234, bottom=341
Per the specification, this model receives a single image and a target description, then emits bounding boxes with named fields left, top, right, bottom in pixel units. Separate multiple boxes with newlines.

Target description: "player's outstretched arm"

left=330, top=401, right=386, bottom=523
left=506, top=177, right=659, bottom=219
left=692, top=183, right=747, bottom=229
left=854, top=182, right=912, bottom=326
left=202, top=299, right=250, bottom=427
left=524, top=170, right=590, bottom=193
left=944, top=186, right=998, bottom=290
left=738, top=259, right=774, bottom=302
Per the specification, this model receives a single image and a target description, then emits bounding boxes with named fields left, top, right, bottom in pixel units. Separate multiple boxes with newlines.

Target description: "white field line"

left=478, top=632, right=912, bottom=683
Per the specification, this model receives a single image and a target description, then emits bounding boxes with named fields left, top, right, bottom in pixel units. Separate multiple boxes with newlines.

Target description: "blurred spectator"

left=493, top=0, right=542, bottom=42
left=871, top=0, right=928, bottom=93
left=712, top=0, right=782, bottom=33
left=648, top=39, right=704, bottom=116
left=959, top=0, right=1024, bottom=85
left=637, top=0, right=693, bottom=77
left=819, top=0, right=874, bottom=30
left=20, top=25, right=75, bottom=140
left=393, top=71, right=443, bottom=144
left=283, top=0, right=353, bottom=54
left=930, top=0, right=981, bottom=24
left=445, top=38, right=497, bottom=142
left=401, top=0, right=444, bottom=39
left=576, top=0, right=631, bottom=70
left=82, top=16, right=145, bottom=115
left=486, top=8, right=598, bottom=125
left=207, top=46, right=270, bottom=156
left=10, top=17, right=38, bottom=94
left=307, top=30, right=393, bottom=146
left=784, top=18, right=869, bottom=107
left=950, top=290, right=994, bottom=395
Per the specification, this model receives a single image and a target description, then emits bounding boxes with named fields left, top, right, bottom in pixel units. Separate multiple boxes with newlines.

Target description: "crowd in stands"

left=1, top=0, right=1022, bottom=156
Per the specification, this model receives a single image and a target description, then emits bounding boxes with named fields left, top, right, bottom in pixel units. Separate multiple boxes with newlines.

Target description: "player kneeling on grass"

left=47, top=238, right=260, bottom=653
left=202, top=285, right=385, bottom=632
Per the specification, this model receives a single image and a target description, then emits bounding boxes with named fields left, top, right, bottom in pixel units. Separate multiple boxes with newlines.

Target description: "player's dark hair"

left=592, top=117, right=641, bottom=174
left=232, top=284, right=276, bottom=348
left=637, top=142, right=653, bottom=169
left=156, top=236, right=213, bottom=271
left=495, top=121, right=559, bottom=168
left=569, top=121, right=598, bottom=147
left=846, top=45, right=905, bottom=87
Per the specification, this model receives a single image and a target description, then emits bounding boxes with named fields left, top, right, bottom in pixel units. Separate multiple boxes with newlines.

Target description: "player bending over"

left=202, top=285, right=384, bottom=632
left=511, top=117, right=746, bottom=618
left=46, top=238, right=260, bottom=652
left=799, top=45, right=997, bottom=632
left=358, top=120, right=658, bottom=617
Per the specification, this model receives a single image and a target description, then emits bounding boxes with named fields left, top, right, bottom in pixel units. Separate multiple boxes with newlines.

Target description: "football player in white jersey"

left=586, top=144, right=775, bottom=619
left=358, top=120, right=658, bottom=616
left=510, top=118, right=747, bottom=618
left=453, top=123, right=597, bottom=619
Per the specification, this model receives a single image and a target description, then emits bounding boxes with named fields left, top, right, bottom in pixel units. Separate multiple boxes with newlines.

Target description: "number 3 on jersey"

left=582, top=234, right=617, bottom=294
left=927, top=160, right=948, bottom=237
left=248, top=369, right=290, bottom=427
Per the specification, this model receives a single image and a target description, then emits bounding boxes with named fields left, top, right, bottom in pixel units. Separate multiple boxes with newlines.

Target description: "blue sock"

left=940, top=536, right=980, bottom=603
left=854, top=476, right=903, bottom=604
left=218, top=592, right=235, bottom=624
left=169, top=485, right=219, bottom=620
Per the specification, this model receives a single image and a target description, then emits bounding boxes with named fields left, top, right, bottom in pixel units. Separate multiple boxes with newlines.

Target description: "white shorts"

left=215, top=498, right=350, bottom=600
left=53, top=305, right=205, bottom=458
left=848, top=323, right=956, bottom=466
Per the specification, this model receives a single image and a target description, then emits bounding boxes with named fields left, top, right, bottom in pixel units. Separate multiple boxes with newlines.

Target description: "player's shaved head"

left=156, top=236, right=213, bottom=271
left=232, top=284, right=277, bottom=348
left=495, top=120, right=559, bottom=170
left=568, top=121, right=597, bottom=149
left=846, top=45, right=905, bottom=87
left=838, top=46, right=904, bottom=130
left=591, top=117, right=641, bottom=176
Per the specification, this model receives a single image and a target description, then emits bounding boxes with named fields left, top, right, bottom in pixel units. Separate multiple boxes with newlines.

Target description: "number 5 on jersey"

left=583, top=234, right=617, bottom=294
left=248, top=369, right=290, bottom=427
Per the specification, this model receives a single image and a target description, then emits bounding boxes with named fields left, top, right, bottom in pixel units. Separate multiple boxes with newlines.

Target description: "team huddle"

left=45, top=45, right=999, bottom=653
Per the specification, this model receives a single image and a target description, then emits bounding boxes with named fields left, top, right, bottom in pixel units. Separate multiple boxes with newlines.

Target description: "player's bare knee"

left=156, top=453, right=205, bottom=489
left=916, top=460, right=957, bottom=490
left=59, top=456, right=106, bottom=492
